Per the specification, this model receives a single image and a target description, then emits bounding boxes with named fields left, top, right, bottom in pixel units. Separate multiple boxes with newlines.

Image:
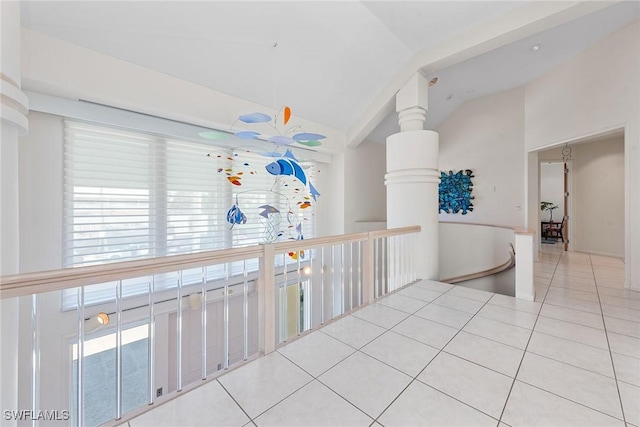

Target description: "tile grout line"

left=278, top=285, right=463, bottom=425
left=537, top=311, right=607, bottom=332
left=447, top=327, right=530, bottom=352
left=600, top=302, right=640, bottom=315
left=589, top=253, right=628, bottom=425
left=599, top=301, right=640, bottom=315
left=545, top=289, right=600, bottom=301
left=523, top=347, right=617, bottom=380
left=372, top=286, right=505, bottom=425
left=541, top=300, right=602, bottom=316
left=472, top=311, right=538, bottom=332
left=215, top=378, right=261, bottom=425
left=528, top=327, right=614, bottom=354
left=276, top=337, right=356, bottom=379
left=275, top=345, right=377, bottom=424
left=267, top=284, right=460, bottom=424
left=514, top=379, right=627, bottom=423
left=596, top=314, right=640, bottom=330
left=495, top=245, right=561, bottom=424
left=437, top=348, right=521, bottom=379
left=544, top=294, right=640, bottom=316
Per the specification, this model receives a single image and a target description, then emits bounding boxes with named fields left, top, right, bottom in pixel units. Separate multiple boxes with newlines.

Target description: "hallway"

left=126, top=245, right=639, bottom=427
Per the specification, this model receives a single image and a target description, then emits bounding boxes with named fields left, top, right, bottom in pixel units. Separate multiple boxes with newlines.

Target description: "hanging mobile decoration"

left=265, top=149, right=320, bottom=200
left=226, top=197, right=247, bottom=229
left=230, top=106, right=327, bottom=148
left=209, top=41, right=321, bottom=246
left=229, top=41, right=326, bottom=148
left=258, top=204, right=282, bottom=243
left=287, top=222, right=305, bottom=260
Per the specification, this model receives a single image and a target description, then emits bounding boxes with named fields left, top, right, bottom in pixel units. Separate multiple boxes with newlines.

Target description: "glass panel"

left=67, top=281, right=149, bottom=426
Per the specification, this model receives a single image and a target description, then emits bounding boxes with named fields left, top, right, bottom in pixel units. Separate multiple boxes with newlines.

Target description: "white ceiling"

left=368, top=0, right=640, bottom=144
left=20, top=1, right=640, bottom=144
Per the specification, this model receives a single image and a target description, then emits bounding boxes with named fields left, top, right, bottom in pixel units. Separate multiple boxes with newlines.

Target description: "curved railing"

left=439, top=222, right=524, bottom=288
left=442, top=248, right=515, bottom=284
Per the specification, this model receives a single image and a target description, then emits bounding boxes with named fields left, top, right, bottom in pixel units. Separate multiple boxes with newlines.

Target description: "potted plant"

left=540, top=201, right=559, bottom=222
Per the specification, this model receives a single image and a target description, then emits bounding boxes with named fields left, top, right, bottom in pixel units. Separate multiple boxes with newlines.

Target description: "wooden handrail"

left=440, top=221, right=535, bottom=235
left=439, top=221, right=523, bottom=284
left=440, top=247, right=515, bottom=284
left=0, top=245, right=264, bottom=299
left=369, top=225, right=421, bottom=238
left=273, top=232, right=369, bottom=252
left=271, top=225, right=421, bottom=252
left=0, top=226, right=422, bottom=299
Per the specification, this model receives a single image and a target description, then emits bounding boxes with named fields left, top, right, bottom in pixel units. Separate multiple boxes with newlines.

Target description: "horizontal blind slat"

left=63, top=119, right=316, bottom=309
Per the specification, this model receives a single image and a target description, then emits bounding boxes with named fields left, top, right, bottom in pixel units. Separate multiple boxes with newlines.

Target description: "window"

left=63, top=121, right=232, bottom=266
left=63, top=121, right=316, bottom=306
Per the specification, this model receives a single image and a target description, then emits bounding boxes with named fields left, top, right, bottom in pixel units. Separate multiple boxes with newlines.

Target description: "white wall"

left=573, top=137, right=625, bottom=257
left=538, top=139, right=625, bottom=257
left=16, top=112, right=67, bottom=413
left=434, top=19, right=639, bottom=289
left=344, top=140, right=386, bottom=233
left=315, top=153, right=345, bottom=237
left=539, top=162, right=565, bottom=222
left=19, top=111, right=64, bottom=273
left=525, top=20, right=639, bottom=289
left=437, top=87, right=525, bottom=228
left=439, top=223, right=514, bottom=281
left=21, top=30, right=345, bottom=155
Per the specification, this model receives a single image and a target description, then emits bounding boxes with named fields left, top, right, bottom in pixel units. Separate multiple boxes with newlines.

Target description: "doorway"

left=540, top=161, right=567, bottom=247
left=532, top=130, right=625, bottom=259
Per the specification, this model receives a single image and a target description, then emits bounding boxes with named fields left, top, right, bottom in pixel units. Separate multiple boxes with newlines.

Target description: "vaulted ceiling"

left=20, top=1, right=640, bottom=146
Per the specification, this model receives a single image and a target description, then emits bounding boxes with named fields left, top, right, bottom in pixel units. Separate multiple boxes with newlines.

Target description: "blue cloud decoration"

left=439, top=170, right=475, bottom=215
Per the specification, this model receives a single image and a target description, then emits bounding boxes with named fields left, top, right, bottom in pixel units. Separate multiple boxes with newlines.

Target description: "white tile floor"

left=127, top=244, right=640, bottom=427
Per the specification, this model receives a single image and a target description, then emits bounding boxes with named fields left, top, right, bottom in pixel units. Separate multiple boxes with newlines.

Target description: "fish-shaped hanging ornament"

left=265, top=149, right=320, bottom=200
left=226, top=202, right=247, bottom=229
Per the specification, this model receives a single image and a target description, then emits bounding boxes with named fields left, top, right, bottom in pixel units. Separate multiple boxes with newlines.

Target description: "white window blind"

left=64, top=122, right=154, bottom=267
left=64, top=121, right=232, bottom=267
left=63, top=120, right=316, bottom=307
left=166, top=139, right=231, bottom=255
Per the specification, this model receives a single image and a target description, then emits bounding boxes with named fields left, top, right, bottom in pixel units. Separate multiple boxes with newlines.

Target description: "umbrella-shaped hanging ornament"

left=229, top=42, right=326, bottom=148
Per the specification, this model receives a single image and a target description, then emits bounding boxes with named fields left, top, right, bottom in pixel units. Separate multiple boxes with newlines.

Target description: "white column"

left=385, top=74, right=439, bottom=280
left=1, top=1, right=29, bottom=423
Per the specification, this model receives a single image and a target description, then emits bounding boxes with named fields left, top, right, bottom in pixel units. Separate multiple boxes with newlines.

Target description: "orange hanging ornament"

left=283, top=106, right=291, bottom=126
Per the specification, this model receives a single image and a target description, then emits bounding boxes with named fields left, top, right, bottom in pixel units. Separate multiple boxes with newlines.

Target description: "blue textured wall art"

left=439, top=170, right=475, bottom=215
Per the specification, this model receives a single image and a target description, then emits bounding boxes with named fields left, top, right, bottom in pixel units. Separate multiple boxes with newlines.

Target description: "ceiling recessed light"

left=530, top=44, right=542, bottom=52
left=429, top=77, right=438, bottom=87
